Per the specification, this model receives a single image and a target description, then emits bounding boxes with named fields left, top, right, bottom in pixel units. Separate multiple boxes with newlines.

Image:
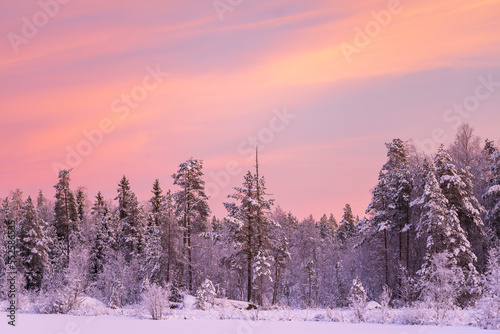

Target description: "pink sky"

left=1, top=0, right=500, bottom=220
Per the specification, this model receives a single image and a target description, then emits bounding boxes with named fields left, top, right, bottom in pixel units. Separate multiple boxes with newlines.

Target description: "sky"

left=1, top=0, right=500, bottom=221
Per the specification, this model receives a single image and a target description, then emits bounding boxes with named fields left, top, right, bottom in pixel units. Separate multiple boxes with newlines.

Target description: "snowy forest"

left=1, top=123, right=499, bottom=329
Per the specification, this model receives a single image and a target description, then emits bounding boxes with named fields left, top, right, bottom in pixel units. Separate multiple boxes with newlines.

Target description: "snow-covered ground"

left=1, top=313, right=498, bottom=334
left=1, top=296, right=498, bottom=333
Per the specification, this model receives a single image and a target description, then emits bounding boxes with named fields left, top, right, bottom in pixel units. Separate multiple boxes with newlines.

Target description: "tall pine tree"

left=172, top=158, right=211, bottom=292
left=54, top=169, right=78, bottom=263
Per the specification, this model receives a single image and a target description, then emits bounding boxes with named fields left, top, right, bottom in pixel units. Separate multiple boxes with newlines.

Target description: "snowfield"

left=1, top=313, right=499, bottom=334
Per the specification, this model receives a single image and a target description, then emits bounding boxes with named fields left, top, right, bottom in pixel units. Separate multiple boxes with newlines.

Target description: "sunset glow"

left=1, top=0, right=500, bottom=219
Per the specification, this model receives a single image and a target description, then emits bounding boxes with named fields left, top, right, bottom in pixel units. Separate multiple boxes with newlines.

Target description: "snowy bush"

left=49, top=278, right=85, bottom=314
left=379, top=285, right=391, bottom=323
left=475, top=297, right=500, bottom=330
left=196, top=278, right=216, bottom=310
left=391, top=307, right=429, bottom=325
left=420, top=251, right=464, bottom=324
left=349, top=277, right=367, bottom=322
left=141, top=279, right=170, bottom=320
left=475, top=244, right=500, bottom=330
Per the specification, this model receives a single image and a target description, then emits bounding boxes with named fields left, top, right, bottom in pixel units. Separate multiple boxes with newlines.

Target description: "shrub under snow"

left=141, top=280, right=170, bottom=320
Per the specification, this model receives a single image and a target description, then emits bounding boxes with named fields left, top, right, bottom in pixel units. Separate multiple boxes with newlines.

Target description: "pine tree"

left=269, top=208, right=291, bottom=305
left=172, top=158, right=211, bottom=292
left=75, top=188, right=86, bottom=223
left=89, top=192, right=113, bottom=281
left=116, top=175, right=132, bottom=220
left=416, top=161, right=479, bottom=306
left=150, top=179, right=163, bottom=227
left=337, top=204, right=357, bottom=242
left=223, top=151, right=274, bottom=304
left=349, top=277, right=367, bottom=322
left=115, top=177, right=145, bottom=262
left=329, top=214, right=338, bottom=234
left=10, top=188, right=24, bottom=223
left=18, top=196, right=50, bottom=291
left=195, top=278, right=216, bottom=310
left=318, top=214, right=335, bottom=243
left=435, top=145, right=485, bottom=245
left=36, top=190, right=51, bottom=222
left=54, top=169, right=78, bottom=263
left=366, top=139, right=413, bottom=290
left=161, top=189, right=178, bottom=284
left=141, top=180, right=167, bottom=285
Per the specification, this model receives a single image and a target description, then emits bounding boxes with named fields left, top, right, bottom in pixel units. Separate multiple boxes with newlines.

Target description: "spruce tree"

left=18, top=196, right=50, bottom=291
left=416, top=161, right=479, bottom=305
left=337, top=204, right=357, bottom=242
left=435, top=145, right=485, bottom=244
left=54, top=169, right=78, bottom=263
left=89, top=192, right=113, bottom=280
left=115, top=177, right=145, bottom=262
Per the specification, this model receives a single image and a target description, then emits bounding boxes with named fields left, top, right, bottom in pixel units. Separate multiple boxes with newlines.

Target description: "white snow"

left=366, top=301, right=382, bottom=310
left=1, top=312, right=497, bottom=334
left=183, top=295, right=196, bottom=309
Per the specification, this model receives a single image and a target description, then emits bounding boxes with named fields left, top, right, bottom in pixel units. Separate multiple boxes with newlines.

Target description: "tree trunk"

left=406, top=230, right=410, bottom=271
left=272, top=265, right=280, bottom=305
left=384, top=229, right=389, bottom=287
left=187, top=217, right=193, bottom=292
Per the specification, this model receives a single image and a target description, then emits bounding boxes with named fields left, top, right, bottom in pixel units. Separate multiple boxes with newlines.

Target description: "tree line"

left=0, top=123, right=499, bottom=312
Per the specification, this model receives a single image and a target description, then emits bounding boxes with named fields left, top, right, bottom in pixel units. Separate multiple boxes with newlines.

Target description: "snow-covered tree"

left=420, top=251, right=464, bottom=324
left=415, top=161, right=478, bottom=304
left=10, top=188, right=24, bottom=223
left=18, top=196, right=50, bottom=291
left=36, top=190, right=52, bottom=222
left=89, top=192, right=114, bottom=281
left=115, top=176, right=145, bottom=262
left=379, top=284, right=391, bottom=323
left=75, top=187, right=86, bottom=223
left=349, top=277, right=367, bottom=322
left=223, top=150, right=274, bottom=304
left=143, top=219, right=163, bottom=285
left=475, top=244, right=500, bottom=329
left=449, top=123, right=481, bottom=170
left=195, top=278, right=216, bottom=310
left=435, top=145, right=485, bottom=249
left=109, top=280, right=124, bottom=309
left=141, top=279, right=170, bottom=320
left=54, top=169, right=78, bottom=263
left=269, top=208, right=291, bottom=305
left=337, top=204, right=357, bottom=243
left=160, top=189, right=179, bottom=284
left=172, top=158, right=211, bottom=292
left=366, top=139, right=413, bottom=292
left=318, top=214, right=335, bottom=243
left=483, top=143, right=500, bottom=239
